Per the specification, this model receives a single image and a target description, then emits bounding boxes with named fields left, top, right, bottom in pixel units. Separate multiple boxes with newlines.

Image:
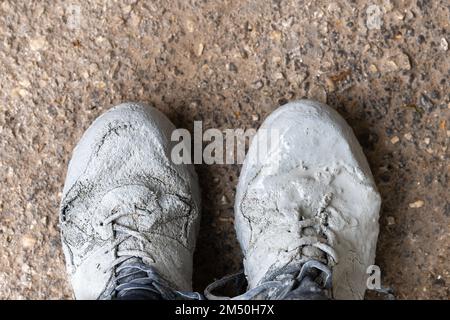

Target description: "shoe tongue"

left=115, top=258, right=161, bottom=300
left=283, top=274, right=330, bottom=300
left=116, top=258, right=147, bottom=284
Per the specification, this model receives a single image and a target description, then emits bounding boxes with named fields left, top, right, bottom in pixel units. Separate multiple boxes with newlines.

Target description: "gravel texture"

left=0, top=0, right=448, bottom=299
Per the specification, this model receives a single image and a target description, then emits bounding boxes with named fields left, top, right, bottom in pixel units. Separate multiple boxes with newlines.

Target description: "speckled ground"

left=0, top=0, right=448, bottom=299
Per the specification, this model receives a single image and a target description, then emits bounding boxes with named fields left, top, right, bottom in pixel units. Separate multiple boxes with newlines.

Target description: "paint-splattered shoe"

left=59, top=103, right=201, bottom=299
left=233, top=100, right=381, bottom=299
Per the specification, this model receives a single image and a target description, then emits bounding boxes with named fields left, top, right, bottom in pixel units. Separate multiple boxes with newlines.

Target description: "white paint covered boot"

left=59, top=103, right=201, bottom=299
left=234, top=100, right=381, bottom=299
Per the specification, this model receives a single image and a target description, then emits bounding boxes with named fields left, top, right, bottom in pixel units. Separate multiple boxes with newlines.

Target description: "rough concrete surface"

left=0, top=0, right=448, bottom=299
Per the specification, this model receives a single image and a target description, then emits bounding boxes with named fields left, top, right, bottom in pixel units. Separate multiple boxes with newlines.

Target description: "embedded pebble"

left=409, top=200, right=425, bottom=208
left=381, top=53, right=411, bottom=72
left=440, top=38, right=448, bottom=51
left=29, top=36, right=47, bottom=51
left=21, top=235, right=36, bottom=249
left=252, top=80, right=264, bottom=90
left=196, top=43, right=204, bottom=56
left=387, top=216, right=396, bottom=225
left=220, top=195, right=229, bottom=205
left=366, top=5, right=383, bottom=30
left=390, top=136, right=400, bottom=144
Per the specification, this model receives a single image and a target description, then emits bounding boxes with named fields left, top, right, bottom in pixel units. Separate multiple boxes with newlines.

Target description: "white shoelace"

left=96, top=208, right=203, bottom=299
left=205, top=193, right=339, bottom=300
left=99, top=209, right=156, bottom=274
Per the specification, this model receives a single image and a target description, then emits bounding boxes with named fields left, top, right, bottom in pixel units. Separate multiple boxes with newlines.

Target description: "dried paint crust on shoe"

left=59, top=103, right=200, bottom=299
left=235, top=100, right=381, bottom=300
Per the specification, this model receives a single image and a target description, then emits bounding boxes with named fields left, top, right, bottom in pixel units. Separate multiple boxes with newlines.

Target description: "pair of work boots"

left=59, top=100, right=381, bottom=300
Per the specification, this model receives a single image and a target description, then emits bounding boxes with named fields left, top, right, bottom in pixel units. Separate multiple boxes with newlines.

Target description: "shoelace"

left=204, top=260, right=332, bottom=300
left=99, top=209, right=156, bottom=274
left=114, top=262, right=203, bottom=300
left=205, top=194, right=338, bottom=300
left=98, top=209, right=203, bottom=300
left=293, top=194, right=395, bottom=300
left=295, top=192, right=338, bottom=265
